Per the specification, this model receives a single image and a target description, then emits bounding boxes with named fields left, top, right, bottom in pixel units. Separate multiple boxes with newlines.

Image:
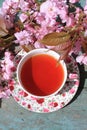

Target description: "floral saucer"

left=10, top=50, right=80, bottom=113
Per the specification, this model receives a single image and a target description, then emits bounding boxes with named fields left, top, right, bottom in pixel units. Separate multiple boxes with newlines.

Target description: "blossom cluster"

left=0, top=0, right=87, bottom=98
left=0, top=0, right=87, bottom=61
left=0, top=52, right=15, bottom=98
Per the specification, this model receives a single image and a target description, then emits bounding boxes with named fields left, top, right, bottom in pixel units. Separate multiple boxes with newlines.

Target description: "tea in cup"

left=17, top=48, right=67, bottom=98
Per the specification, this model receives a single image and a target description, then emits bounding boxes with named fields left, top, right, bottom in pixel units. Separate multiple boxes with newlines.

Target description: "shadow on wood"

left=0, top=99, right=2, bottom=108
left=66, top=64, right=86, bottom=106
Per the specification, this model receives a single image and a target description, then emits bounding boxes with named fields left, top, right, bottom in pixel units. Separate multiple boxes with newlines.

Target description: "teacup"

left=17, top=48, right=67, bottom=98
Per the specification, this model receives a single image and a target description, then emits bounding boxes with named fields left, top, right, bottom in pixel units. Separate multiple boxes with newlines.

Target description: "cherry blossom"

left=40, top=0, right=59, bottom=18
left=69, top=0, right=79, bottom=3
left=14, top=30, right=32, bottom=45
left=19, top=0, right=29, bottom=12
left=0, top=87, right=11, bottom=98
left=0, top=52, right=15, bottom=98
left=76, top=54, right=87, bottom=65
left=19, top=13, right=28, bottom=23
left=1, top=52, right=15, bottom=80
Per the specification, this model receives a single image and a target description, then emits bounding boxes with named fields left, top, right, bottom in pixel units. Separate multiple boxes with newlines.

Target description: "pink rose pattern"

left=11, top=51, right=80, bottom=113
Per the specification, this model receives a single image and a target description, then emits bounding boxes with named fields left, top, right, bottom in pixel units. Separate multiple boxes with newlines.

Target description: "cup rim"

left=17, top=48, right=67, bottom=98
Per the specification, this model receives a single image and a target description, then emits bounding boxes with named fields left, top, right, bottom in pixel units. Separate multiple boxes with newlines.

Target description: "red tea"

left=20, top=54, right=64, bottom=96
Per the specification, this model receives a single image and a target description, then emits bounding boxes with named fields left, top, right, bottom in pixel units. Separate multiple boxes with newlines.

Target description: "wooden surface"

left=0, top=1, right=87, bottom=130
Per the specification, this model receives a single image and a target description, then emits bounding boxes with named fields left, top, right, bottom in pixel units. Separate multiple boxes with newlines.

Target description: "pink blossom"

left=23, top=0, right=36, bottom=10
left=0, top=0, right=19, bottom=29
left=1, top=51, right=15, bottom=80
left=84, top=30, right=87, bottom=37
left=84, top=5, right=87, bottom=14
left=3, top=72, right=10, bottom=80
left=59, top=13, right=68, bottom=23
left=14, top=30, right=32, bottom=45
left=58, top=5, right=68, bottom=23
left=40, top=0, right=59, bottom=18
left=1, top=0, right=19, bottom=14
left=4, top=15, right=13, bottom=29
left=66, top=14, right=76, bottom=27
left=34, top=41, right=45, bottom=48
left=5, top=51, right=14, bottom=61
left=0, top=87, right=11, bottom=99
left=69, top=0, right=79, bottom=3
left=2, top=0, right=14, bottom=13
left=39, top=1, right=58, bottom=27
left=82, top=55, right=87, bottom=65
left=19, top=13, right=28, bottom=22
left=35, top=26, right=49, bottom=40
left=76, top=54, right=84, bottom=63
left=35, top=24, right=56, bottom=40
left=40, top=0, right=68, bottom=27
left=19, top=0, right=29, bottom=11
left=76, top=54, right=87, bottom=65
left=71, top=40, right=81, bottom=55
left=24, top=24, right=36, bottom=34
left=35, top=12, right=45, bottom=25
left=75, top=8, right=82, bottom=21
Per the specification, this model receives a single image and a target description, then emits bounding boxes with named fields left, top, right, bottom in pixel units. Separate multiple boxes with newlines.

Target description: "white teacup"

left=17, top=48, right=67, bottom=98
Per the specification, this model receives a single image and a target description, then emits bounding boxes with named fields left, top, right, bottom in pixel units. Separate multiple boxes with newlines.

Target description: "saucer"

left=10, top=50, right=80, bottom=113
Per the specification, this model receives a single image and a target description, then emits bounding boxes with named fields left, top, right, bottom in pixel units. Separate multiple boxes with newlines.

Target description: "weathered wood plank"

left=0, top=88, right=87, bottom=130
